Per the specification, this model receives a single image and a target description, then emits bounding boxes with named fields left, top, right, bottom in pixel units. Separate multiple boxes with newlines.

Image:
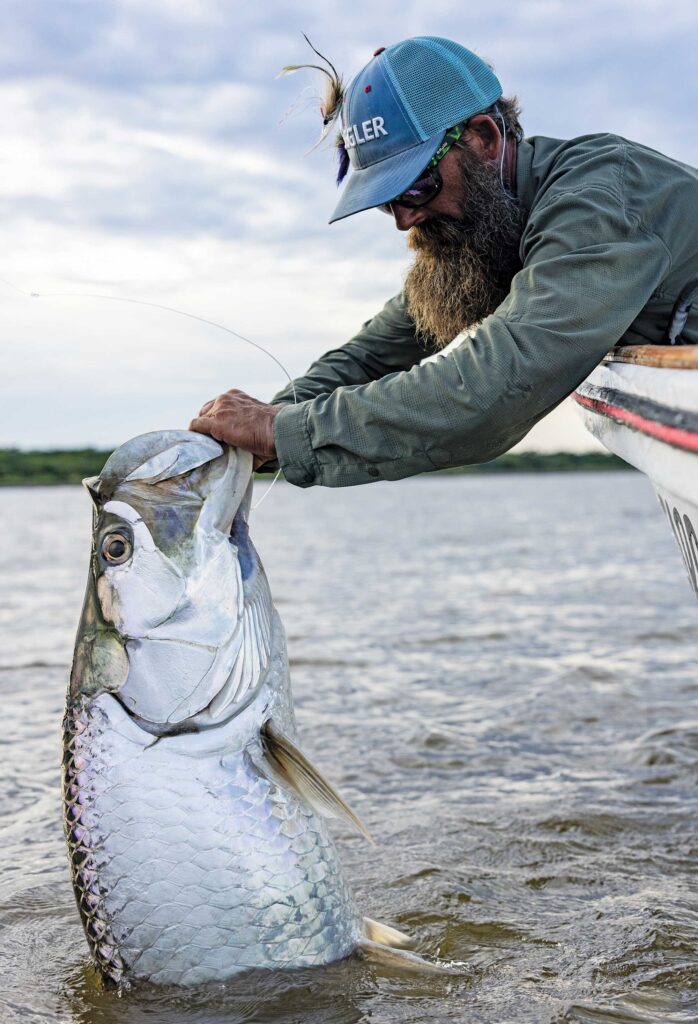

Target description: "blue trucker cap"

left=329, top=36, right=502, bottom=224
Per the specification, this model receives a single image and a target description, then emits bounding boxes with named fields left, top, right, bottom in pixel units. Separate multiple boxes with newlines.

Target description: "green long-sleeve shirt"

left=271, top=133, right=698, bottom=488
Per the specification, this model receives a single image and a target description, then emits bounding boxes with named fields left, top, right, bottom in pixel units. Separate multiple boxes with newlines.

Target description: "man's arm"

left=271, top=291, right=436, bottom=406
left=273, top=184, right=671, bottom=487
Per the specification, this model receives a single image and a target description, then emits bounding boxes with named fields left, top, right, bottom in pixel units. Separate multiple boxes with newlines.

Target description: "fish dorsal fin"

left=362, top=917, right=414, bottom=949
left=260, top=720, right=374, bottom=844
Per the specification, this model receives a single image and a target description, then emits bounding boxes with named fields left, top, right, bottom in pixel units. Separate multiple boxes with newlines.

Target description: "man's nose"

left=391, top=204, right=430, bottom=231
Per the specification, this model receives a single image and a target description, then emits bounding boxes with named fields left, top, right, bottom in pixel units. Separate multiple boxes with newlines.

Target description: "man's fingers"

left=189, top=415, right=214, bottom=435
left=188, top=391, right=277, bottom=461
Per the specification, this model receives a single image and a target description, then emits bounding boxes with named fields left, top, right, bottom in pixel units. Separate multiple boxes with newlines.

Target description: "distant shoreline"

left=0, top=448, right=634, bottom=485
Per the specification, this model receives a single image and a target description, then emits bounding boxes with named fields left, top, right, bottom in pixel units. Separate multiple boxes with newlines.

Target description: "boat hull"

left=575, top=346, right=698, bottom=599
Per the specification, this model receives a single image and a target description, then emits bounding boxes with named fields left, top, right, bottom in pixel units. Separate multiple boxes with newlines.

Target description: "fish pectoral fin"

left=362, top=916, right=414, bottom=949
left=357, top=939, right=463, bottom=975
left=260, top=720, right=374, bottom=844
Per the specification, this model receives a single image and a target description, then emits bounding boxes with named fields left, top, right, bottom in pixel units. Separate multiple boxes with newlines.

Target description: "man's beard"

left=404, top=145, right=524, bottom=349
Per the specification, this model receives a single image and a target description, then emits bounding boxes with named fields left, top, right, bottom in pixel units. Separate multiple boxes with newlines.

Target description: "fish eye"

left=101, top=533, right=132, bottom=565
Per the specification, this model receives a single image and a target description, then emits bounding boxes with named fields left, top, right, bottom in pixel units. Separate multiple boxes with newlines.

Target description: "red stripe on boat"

left=574, top=392, right=698, bottom=453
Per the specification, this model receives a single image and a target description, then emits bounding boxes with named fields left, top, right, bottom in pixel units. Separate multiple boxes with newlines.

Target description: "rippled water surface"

left=1, top=473, right=697, bottom=1023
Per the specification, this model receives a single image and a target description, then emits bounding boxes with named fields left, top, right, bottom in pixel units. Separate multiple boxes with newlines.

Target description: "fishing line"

left=0, top=277, right=297, bottom=509
left=494, top=105, right=507, bottom=192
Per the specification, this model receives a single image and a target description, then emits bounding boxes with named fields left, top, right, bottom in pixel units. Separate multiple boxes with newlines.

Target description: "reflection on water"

left=1, top=473, right=697, bottom=1023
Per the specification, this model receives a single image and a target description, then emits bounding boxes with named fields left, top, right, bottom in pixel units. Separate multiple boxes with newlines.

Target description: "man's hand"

left=189, top=389, right=280, bottom=469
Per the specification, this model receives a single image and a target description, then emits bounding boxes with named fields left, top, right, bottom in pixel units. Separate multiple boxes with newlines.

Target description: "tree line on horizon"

left=0, top=447, right=634, bottom=486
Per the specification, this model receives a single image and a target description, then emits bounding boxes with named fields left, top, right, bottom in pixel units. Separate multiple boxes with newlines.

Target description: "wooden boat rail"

left=604, top=345, right=698, bottom=370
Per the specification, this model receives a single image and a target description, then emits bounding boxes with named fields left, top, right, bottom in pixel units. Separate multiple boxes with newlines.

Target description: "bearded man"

left=189, top=36, right=698, bottom=485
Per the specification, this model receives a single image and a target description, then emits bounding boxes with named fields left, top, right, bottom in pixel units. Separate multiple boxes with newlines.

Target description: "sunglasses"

left=377, top=121, right=468, bottom=216
left=377, top=165, right=443, bottom=214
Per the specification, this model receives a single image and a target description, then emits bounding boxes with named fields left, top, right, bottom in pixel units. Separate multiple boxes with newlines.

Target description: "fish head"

left=70, top=430, right=273, bottom=730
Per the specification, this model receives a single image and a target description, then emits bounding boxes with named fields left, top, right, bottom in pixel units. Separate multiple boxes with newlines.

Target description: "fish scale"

left=63, top=701, right=125, bottom=984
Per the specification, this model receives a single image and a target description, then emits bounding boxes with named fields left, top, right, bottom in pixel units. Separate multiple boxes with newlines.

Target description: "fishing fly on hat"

left=281, top=36, right=503, bottom=224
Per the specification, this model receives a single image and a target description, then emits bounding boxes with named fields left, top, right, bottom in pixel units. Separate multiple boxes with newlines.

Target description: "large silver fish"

left=63, top=430, right=419, bottom=986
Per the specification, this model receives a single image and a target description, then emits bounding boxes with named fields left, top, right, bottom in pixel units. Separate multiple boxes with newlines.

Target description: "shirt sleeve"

left=274, top=183, right=671, bottom=488
left=270, top=292, right=434, bottom=406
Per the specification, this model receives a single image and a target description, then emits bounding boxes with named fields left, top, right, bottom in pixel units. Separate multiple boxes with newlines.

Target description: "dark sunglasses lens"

left=398, top=173, right=439, bottom=207
left=377, top=168, right=441, bottom=214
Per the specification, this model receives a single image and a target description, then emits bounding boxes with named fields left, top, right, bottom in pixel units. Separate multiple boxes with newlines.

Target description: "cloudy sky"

left=1, top=0, right=696, bottom=451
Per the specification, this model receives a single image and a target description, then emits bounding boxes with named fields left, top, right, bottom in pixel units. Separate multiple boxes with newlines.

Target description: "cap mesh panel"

left=385, top=37, right=501, bottom=138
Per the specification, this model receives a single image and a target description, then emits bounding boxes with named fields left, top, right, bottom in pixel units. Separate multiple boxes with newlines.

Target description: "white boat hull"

left=575, top=347, right=698, bottom=599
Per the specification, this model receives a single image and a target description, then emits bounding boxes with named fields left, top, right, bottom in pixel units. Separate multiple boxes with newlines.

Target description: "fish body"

left=63, top=431, right=362, bottom=985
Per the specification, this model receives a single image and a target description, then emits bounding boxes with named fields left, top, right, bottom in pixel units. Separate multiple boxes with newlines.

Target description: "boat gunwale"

left=604, top=344, right=698, bottom=370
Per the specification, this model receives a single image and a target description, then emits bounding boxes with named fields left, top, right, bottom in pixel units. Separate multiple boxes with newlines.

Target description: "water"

left=1, top=473, right=697, bottom=1023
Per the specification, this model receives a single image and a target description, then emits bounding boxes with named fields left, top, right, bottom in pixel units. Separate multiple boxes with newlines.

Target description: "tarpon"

left=63, top=430, right=423, bottom=986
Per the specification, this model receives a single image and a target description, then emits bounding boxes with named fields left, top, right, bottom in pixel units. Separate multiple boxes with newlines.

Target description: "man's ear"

left=463, top=114, right=503, bottom=162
